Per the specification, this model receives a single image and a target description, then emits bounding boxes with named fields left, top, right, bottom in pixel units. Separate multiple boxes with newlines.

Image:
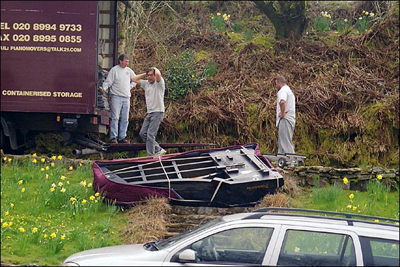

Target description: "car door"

left=162, top=222, right=281, bottom=266
left=268, top=225, right=363, bottom=266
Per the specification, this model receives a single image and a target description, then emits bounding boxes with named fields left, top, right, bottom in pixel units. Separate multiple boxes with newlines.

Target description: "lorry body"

left=1, top=1, right=117, bottom=151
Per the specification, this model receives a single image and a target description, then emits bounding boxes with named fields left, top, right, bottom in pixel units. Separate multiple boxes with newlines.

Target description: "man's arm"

left=131, top=73, right=146, bottom=86
left=279, top=99, right=286, bottom=119
left=153, top=67, right=162, bottom=82
left=99, top=68, right=114, bottom=94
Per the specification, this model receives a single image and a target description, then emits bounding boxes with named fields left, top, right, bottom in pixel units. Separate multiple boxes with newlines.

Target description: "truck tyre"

left=278, top=158, right=286, bottom=168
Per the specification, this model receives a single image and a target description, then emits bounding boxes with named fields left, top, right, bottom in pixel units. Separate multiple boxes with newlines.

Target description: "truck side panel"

left=1, top=1, right=98, bottom=114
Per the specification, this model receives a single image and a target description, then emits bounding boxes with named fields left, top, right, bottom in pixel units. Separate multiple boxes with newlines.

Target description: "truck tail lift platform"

left=71, top=134, right=216, bottom=155
left=263, top=153, right=306, bottom=168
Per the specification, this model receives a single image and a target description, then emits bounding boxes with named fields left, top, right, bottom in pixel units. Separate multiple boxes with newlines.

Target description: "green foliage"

left=314, top=16, right=331, bottom=32
left=356, top=16, right=371, bottom=33
left=204, top=62, right=218, bottom=78
left=336, top=19, right=351, bottom=33
left=244, top=28, right=254, bottom=41
left=232, top=21, right=243, bottom=33
left=312, top=176, right=342, bottom=205
left=210, top=13, right=226, bottom=31
left=166, top=50, right=217, bottom=100
left=166, top=50, right=202, bottom=100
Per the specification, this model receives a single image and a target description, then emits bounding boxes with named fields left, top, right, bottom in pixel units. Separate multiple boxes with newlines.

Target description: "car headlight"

left=62, top=262, right=80, bottom=266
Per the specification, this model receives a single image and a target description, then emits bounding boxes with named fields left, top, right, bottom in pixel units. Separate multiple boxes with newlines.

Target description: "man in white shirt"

left=131, top=67, right=166, bottom=156
left=276, top=76, right=296, bottom=154
left=100, top=54, right=136, bottom=144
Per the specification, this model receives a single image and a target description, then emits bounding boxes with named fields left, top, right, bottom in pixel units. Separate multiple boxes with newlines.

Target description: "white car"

left=63, top=208, right=399, bottom=266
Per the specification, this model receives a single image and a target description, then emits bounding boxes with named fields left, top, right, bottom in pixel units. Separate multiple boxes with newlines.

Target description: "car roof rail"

left=246, top=207, right=399, bottom=227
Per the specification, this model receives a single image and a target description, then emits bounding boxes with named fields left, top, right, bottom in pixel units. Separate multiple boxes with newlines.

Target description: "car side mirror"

left=178, top=249, right=196, bottom=263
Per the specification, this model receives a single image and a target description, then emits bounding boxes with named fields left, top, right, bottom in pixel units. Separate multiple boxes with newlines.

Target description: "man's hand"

left=98, top=87, right=105, bottom=94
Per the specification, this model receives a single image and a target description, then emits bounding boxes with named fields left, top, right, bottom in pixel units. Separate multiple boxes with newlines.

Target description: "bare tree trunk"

left=253, top=1, right=308, bottom=40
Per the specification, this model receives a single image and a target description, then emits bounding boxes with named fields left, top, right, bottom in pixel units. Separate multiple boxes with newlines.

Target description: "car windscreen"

left=156, top=218, right=223, bottom=250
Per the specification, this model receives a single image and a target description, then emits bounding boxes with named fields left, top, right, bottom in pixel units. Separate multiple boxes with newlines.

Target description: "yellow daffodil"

left=60, top=175, right=66, bottom=180
left=330, top=21, right=333, bottom=24
left=2, top=222, right=9, bottom=228
left=50, top=187, right=55, bottom=192
left=362, top=10, right=366, bottom=13
left=352, top=206, right=357, bottom=211
left=90, top=195, right=95, bottom=201
left=43, top=234, right=48, bottom=239
left=95, top=192, right=100, bottom=197
left=45, top=166, right=49, bottom=171
left=79, top=163, right=82, bottom=167
left=68, top=166, right=73, bottom=171
left=9, top=222, right=13, bottom=227
left=40, top=168, right=44, bottom=172
left=57, top=155, right=62, bottom=160
left=66, top=181, right=70, bottom=185
left=343, top=177, right=348, bottom=185
left=217, top=12, right=221, bottom=16
left=51, top=183, right=56, bottom=188
left=82, top=199, right=87, bottom=204
left=294, top=247, right=300, bottom=252
left=10, top=203, right=14, bottom=208
left=21, top=188, right=26, bottom=193
left=3, top=157, right=7, bottom=161
left=359, top=17, right=363, bottom=20
left=61, top=234, right=66, bottom=240
left=70, top=197, right=76, bottom=202
left=87, top=183, right=92, bottom=188
left=32, top=153, right=37, bottom=158
left=41, top=158, right=45, bottom=163
left=19, top=227, right=25, bottom=233
left=365, top=11, right=369, bottom=15
left=346, top=205, right=352, bottom=209
left=377, top=174, right=382, bottom=180
left=51, top=162, right=55, bottom=167
left=32, top=159, right=37, bottom=164
left=80, top=181, right=87, bottom=187
left=51, top=156, right=56, bottom=160
left=58, top=182, right=63, bottom=187
left=32, top=227, right=38, bottom=233
left=396, top=222, right=399, bottom=225
left=18, top=180, right=23, bottom=185
left=60, top=188, right=66, bottom=193
left=8, top=158, right=11, bottom=162
left=50, top=232, right=56, bottom=238
left=349, top=193, right=354, bottom=200
left=5, top=211, right=9, bottom=216
left=95, top=200, right=98, bottom=203
left=370, top=13, right=374, bottom=17
left=344, top=19, right=348, bottom=22
left=374, top=219, right=379, bottom=222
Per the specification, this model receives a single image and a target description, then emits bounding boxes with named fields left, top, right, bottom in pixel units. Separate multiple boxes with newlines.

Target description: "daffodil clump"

left=356, top=10, right=375, bottom=33
left=1, top=153, right=125, bottom=264
left=210, top=12, right=230, bottom=31
left=314, top=11, right=333, bottom=32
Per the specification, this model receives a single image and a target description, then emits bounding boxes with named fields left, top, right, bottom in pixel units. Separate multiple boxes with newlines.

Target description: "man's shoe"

left=155, top=148, right=166, bottom=156
left=110, top=138, right=118, bottom=144
left=118, top=138, right=130, bottom=144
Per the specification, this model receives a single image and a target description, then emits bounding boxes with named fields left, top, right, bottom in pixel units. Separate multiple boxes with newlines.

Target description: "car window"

left=359, top=236, right=399, bottom=266
left=277, top=230, right=356, bottom=266
left=157, top=218, right=223, bottom=250
left=174, top=227, right=274, bottom=264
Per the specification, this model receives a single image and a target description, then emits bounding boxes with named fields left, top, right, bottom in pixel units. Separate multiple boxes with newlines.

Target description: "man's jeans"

left=110, top=95, right=130, bottom=141
left=139, top=112, right=164, bottom=155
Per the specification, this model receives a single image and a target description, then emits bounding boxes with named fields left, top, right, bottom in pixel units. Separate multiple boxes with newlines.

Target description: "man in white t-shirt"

left=100, top=54, right=136, bottom=144
left=276, top=76, right=296, bottom=154
left=131, top=67, right=166, bottom=156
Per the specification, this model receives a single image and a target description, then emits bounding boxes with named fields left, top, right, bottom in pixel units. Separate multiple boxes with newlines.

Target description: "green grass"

left=1, top=156, right=129, bottom=266
left=292, top=186, right=399, bottom=220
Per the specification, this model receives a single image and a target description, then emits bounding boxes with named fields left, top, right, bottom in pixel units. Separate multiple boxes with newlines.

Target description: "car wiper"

left=143, top=241, right=159, bottom=251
